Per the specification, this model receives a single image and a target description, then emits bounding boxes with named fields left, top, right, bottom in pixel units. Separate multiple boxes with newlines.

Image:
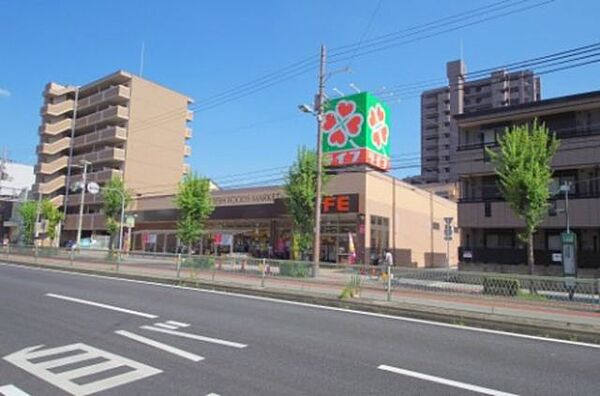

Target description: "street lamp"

left=73, top=160, right=91, bottom=247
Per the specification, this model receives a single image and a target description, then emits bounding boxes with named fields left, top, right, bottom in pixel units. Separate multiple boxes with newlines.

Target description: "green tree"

left=173, top=173, right=214, bottom=256
left=487, top=120, right=559, bottom=274
left=18, top=200, right=38, bottom=245
left=102, top=177, right=132, bottom=251
left=284, top=147, right=328, bottom=260
left=41, top=198, right=64, bottom=246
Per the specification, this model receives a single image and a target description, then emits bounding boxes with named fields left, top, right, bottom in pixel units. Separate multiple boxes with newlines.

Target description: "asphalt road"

left=0, top=263, right=598, bottom=396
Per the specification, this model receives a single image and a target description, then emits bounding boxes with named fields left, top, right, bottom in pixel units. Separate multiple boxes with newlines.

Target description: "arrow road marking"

left=140, top=326, right=247, bottom=348
left=166, top=320, right=190, bottom=328
left=3, top=343, right=161, bottom=396
left=0, top=385, right=32, bottom=396
left=115, top=330, right=204, bottom=362
left=378, top=365, right=519, bottom=396
left=46, top=293, right=158, bottom=318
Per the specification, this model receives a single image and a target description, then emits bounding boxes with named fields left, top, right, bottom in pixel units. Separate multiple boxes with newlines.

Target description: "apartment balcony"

left=72, top=126, right=127, bottom=149
left=37, top=137, right=71, bottom=155
left=48, top=194, right=65, bottom=207
left=77, top=85, right=131, bottom=111
left=63, top=213, right=106, bottom=231
left=66, top=192, right=104, bottom=207
left=70, top=169, right=123, bottom=185
left=72, top=147, right=125, bottom=166
left=186, top=110, right=194, bottom=122
left=183, top=163, right=191, bottom=175
left=39, top=118, right=73, bottom=136
left=37, top=175, right=66, bottom=195
left=185, top=127, right=192, bottom=139
left=458, top=196, right=600, bottom=229
left=184, top=145, right=192, bottom=157
left=75, top=105, right=129, bottom=130
left=44, top=83, right=75, bottom=97
left=42, top=99, right=75, bottom=116
left=36, top=156, right=69, bottom=175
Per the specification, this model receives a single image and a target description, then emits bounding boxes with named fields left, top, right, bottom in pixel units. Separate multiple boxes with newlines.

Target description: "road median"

left=3, top=253, right=600, bottom=344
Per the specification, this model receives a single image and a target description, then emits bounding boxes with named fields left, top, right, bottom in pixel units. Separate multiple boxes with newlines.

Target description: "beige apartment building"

left=129, top=171, right=458, bottom=268
left=33, top=70, right=193, bottom=242
left=421, top=59, right=541, bottom=184
left=454, top=90, right=600, bottom=270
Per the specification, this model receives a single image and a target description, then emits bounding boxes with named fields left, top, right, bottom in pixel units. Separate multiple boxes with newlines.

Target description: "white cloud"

left=0, top=88, right=11, bottom=97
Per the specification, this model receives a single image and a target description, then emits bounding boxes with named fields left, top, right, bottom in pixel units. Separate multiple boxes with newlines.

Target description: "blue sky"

left=1, top=0, right=599, bottom=187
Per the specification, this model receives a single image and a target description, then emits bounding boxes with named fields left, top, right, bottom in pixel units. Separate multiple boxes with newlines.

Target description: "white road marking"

left=115, top=330, right=204, bottom=362
left=3, top=343, right=161, bottom=396
left=166, top=320, right=190, bottom=327
left=153, top=322, right=179, bottom=330
left=140, top=325, right=247, bottom=348
left=3, top=263, right=598, bottom=349
left=0, top=385, right=31, bottom=396
left=206, top=393, right=221, bottom=396
left=45, top=293, right=158, bottom=319
left=378, top=365, right=518, bottom=396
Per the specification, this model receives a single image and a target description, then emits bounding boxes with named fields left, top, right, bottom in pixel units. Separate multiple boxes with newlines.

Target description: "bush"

left=482, top=277, right=520, bottom=296
left=339, top=275, right=362, bottom=299
left=183, top=256, right=215, bottom=270
left=279, top=261, right=310, bottom=278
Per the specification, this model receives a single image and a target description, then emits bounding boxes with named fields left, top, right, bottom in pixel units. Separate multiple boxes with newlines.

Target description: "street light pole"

left=75, top=160, right=91, bottom=247
left=564, top=182, right=571, bottom=234
left=313, top=44, right=326, bottom=277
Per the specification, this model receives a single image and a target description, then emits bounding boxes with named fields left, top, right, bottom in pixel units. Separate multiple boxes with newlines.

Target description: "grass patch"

left=516, top=290, right=548, bottom=302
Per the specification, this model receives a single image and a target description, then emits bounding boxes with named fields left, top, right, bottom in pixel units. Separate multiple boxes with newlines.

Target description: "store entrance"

left=321, top=214, right=359, bottom=264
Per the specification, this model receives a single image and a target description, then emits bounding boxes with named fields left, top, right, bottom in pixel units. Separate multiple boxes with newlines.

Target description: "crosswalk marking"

left=115, top=330, right=204, bottom=362
left=3, top=343, right=161, bottom=396
left=140, top=325, right=247, bottom=348
left=0, top=385, right=31, bottom=396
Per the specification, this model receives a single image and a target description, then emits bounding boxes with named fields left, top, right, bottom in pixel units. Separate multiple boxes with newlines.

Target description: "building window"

left=370, top=215, right=390, bottom=259
left=432, top=222, right=440, bottom=230
left=484, top=202, right=492, bottom=217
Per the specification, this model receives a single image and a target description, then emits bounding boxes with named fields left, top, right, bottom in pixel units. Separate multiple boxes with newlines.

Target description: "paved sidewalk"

left=3, top=252, right=600, bottom=339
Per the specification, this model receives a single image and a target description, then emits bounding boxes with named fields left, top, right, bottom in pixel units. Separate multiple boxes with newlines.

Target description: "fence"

left=3, top=245, right=600, bottom=313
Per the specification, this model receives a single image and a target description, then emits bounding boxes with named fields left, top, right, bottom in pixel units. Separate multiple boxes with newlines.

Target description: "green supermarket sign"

left=321, top=92, right=390, bottom=170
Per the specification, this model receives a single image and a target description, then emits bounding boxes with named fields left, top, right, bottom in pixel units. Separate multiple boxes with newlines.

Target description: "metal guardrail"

left=2, top=245, right=599, bottom=311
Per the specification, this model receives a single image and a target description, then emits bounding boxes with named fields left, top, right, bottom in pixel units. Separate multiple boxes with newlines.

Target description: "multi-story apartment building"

left=454, top=90, right=600, bottom=270
left=421, top=59, right=541, bottom=184
left=33, top=70, right=193, bottom=242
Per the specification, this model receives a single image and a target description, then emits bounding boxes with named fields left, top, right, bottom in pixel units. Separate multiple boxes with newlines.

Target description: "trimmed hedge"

left=183, top=257, right=215, bottom=270
left=482, top=277, right=520, bottom=296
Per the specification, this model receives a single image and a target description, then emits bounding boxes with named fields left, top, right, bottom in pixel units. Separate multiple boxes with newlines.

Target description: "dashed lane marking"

left=115, top=330, right=204, bottom=362
left=3, top=343, right=161, bottom=396
left=45, top=293, right=158, bottom=319
left=378, top=364, right=518, bottom=396
left=140, top=326, right=247, bottom=348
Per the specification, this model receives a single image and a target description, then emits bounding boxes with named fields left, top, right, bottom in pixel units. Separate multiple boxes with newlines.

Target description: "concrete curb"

left=4, top=257, right=600, bottom=344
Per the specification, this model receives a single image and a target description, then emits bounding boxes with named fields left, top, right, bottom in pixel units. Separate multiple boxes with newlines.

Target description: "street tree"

left=18, top=200, right=38, bottom=245
left=284, top=146, right=328, bottom=260
left=41, top=198, right=64, bottom=246
left=102, top=177, right=132, bottom=251
left=487, top=120, right=559, bottom=274
left=173, top=173, right=214, bottom=256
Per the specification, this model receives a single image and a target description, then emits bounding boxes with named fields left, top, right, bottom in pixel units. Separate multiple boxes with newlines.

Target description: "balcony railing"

left=75, top=105, right=129, bottom=129
left=459, top=190, right=600, bottom=203
left=40, top=118, right=73, bottom=135
left=70, top=169, right=122, bottom=185
left=77, top=85, right=130, bottom=111
left=37, top=137, right=71, bottom=155
left=72, top=126, right=126, bottom=149
left=457, top=126, right=600, bottom=151
left=72, top=147, right=125, bottom=165
left=42, top=99, right=75, bottom=116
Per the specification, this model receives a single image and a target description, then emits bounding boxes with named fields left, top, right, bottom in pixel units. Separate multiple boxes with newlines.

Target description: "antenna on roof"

left=349, top=83, right=361, bottom=93
left=139, top=41, right=145, bottom=77
left=332, top=87, right=345, bottom=97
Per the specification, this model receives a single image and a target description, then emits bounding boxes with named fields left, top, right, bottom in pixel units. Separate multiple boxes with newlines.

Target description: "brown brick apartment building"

left=33, top=71, right=193, bottom=242
left=455, top=90, right=600, bottom=269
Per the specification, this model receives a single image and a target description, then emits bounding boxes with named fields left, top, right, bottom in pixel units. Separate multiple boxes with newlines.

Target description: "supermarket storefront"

left=130, top=171, right=458, bottom=267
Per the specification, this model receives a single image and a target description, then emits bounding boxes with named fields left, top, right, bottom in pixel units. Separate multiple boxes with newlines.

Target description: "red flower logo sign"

left=322, top=100, right=364, bottom=148
left=368, top=103, right=388, bottom=150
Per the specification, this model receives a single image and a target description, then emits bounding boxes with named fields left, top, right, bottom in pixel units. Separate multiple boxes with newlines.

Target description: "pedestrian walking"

left=384, top=248, right=393, bottom=267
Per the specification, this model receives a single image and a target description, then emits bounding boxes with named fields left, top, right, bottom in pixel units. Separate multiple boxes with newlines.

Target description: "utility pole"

left=313, top=44, right=326, bottom=277
left=75, top=160, right=91, bottom=247
left=563, top=181, right=571, bottom=234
